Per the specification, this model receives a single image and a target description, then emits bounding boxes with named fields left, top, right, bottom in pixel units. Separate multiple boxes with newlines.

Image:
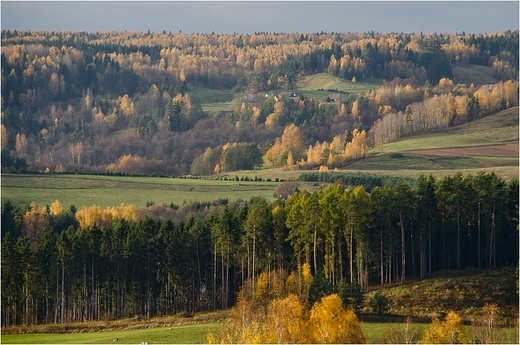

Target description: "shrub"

left=370, top=290, right=389, bottom=315
left=338, top=279, right=365, bottom=314
left=421, top=311, right=468, bottom=344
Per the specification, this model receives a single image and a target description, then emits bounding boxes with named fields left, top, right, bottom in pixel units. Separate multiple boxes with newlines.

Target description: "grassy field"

left=3, top=319, right=517, bottom=344
left=296, top=72, right=383, bottom=93
left=0, top=174, right=279, bottom=209
left=1, top=322, right=224, bottom=344
left=0, top=173, right=325, bottom=209
left=353, top=107, right=519, bottom=181
left=452, top=64, right=498, bottom=86
left=377, top=107, right=519, bottom=153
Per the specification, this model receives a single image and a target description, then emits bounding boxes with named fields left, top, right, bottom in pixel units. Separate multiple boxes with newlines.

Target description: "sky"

left=1, top=1, right=519, bottom=35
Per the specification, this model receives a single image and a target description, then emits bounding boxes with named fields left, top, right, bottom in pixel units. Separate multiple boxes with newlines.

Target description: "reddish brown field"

left=408, top=144, right=519, bottom=158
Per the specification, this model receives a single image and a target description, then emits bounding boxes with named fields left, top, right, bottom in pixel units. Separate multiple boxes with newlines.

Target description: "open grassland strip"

left=296, top=73, right=383, bottom=93
left=335, top=166, right=519, bottom=182
left=451, top=64, right=498, bottom=86
left=350, top=153, right=518, bottom=171
left=201, top=101, right=237, bottom=114
left=185, top=86, right=233, bottom=104
left=1, top=174, right=281, bottom=209
left=374, top=107, right=519, bottom=153
left=3, top=321, right=517, bottom=344
left=1, top=322, right=226, bottom=344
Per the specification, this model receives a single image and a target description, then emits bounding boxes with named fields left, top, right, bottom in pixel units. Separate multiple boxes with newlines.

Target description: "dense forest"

left=2, top=172, right=518, bottom=326
left=1, top=30, right=518, bottom=175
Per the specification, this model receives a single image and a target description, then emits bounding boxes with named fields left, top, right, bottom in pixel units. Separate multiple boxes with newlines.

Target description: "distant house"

left=322, top=94, right=342, bottom=102
left=290, top=92, right=303, bottom=100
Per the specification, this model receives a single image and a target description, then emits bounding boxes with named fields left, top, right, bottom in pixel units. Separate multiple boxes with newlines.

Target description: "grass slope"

left=379, top=107, right=519, bottom=153
left=365, top=268, right=519, bottom=321
left=1, top=174, right=280, bottom=209
left=296, top=72, right=383, bottom=93
left=1, top=323, right=224, bottom=344
left=452, top=64, right=498, bottom=86
left=353, top=107, right=519, bottom=180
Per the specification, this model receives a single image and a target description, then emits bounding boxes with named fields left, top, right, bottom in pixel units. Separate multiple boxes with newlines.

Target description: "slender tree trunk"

left=420, top=232, right=424, bottom=280
left=338, top=233, right=343, bottom=281
left=55, top=261, right=59, bottom=324
left=61, top=261, right=65, bottom=323
left=313, top=226, right=317, bottom=274
left=490, top=201, right=496, bottom=268
left=349, top=225, right=354, bottom=283
left=400, top=212, right=406, bottom=284
left=213, top=243, right=216, bottom=311
left=410, top=222, right=416, bottom=278
left=196, top=242, right=202, bottom=312
left=428, top=219, right=432, bottom=275
left=380, top=227, right=384, bottom=286
left=221, top=254, right=224, bottom=310
left=252, top=230, right=256, bottom=292
left=457, top=201, right=461, bottom=270
left=478, top=201, right=481, bottom=269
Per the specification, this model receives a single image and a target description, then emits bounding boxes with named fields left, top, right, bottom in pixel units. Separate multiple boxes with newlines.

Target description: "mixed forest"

left=1, top=30, right=518, bottom=174
left=1, top=29, right=519, bottom=333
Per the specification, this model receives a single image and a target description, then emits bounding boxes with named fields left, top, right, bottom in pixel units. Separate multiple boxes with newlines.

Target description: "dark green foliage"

left=298, top=172, right=415, bottom=192
left=223, top=143, right=263, bottom=171
left=1, top=149, right=27, bottom=173
left=338, top=279, right=365, bottom=314
left=308, top=271, right=333, bottom=306
left=1, top=199, right=21, bottom=239
left=369, top=290, right=389, bottom=315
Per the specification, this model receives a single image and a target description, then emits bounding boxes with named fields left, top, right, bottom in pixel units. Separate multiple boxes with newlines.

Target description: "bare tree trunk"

left=61, top=261, right=65, bottom=323
left=478, top=202, right=481, bottom=269
left=380, top=227, right=384, bottom=286
left=400, top=213, right=406, bottom=284
left=457, top=201, right=461, bottom=270
left=213, top=243, right=216, bottom=311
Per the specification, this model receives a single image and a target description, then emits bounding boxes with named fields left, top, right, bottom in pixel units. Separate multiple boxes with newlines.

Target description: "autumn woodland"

left=1, top=29, right=519, bottom=343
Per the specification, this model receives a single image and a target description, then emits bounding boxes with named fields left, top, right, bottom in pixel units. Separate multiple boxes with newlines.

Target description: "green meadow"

left=3, top=320, right=518, bottom=344
left=1, top=174, right=287, bottom=209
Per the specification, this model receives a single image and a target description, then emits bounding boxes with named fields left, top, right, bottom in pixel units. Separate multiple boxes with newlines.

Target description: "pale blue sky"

left=2, top=1, right=518, bottom=34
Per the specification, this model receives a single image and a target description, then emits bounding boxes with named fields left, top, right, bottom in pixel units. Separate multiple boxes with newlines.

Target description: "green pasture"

left=452, top=64, right=498, bottom=86
left=0, top=174, right=282, bottom=209
left=3, top=321, right=517, bottom=344
left=296, top=72, right=383, bottom=93
left=377, top=107, right=519, bottom=153
left=1, top=322, right=224, bottom=344
left=185, top=86, right=233, bottom=104
left=349, top=153, right=518, bottom=171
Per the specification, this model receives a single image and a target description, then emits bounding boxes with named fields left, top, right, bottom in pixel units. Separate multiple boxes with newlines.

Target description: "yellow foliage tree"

left=264, top=294, right=309, bottom=344
left=281, top=124, right=305, bottom=159
left=344, top=129, right=369, bottom=161
left=75, top=203, right=138, bottom=229
left=263, top=138, right=283, bottom=167
left=50, top=199, right=63, bottom=216
left=250, top=106, right=261, bottom=127
left=1, top=124, right=8, bottom=149
left=421, top=311, right=468, bottom=344
left=309, top=294, right=367, bottom=344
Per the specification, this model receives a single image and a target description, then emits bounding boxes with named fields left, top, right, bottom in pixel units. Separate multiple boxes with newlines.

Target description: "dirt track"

left=408, top=144, right=519, bottom=158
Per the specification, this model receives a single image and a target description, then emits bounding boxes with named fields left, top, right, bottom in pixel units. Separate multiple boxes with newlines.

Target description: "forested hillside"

left=1, top=30, right=518, bottom=175
left=1, top=172, right=518, bottom=326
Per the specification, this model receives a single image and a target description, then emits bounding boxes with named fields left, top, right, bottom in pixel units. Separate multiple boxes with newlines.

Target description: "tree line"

left=2, top=171, right=517, bottom=326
